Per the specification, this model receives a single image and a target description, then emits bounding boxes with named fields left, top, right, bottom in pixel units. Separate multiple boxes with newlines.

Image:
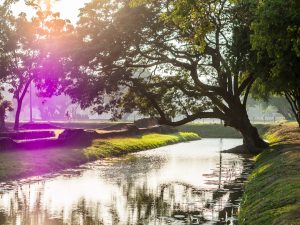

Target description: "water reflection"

left=0, top=139, right=252, bottom=225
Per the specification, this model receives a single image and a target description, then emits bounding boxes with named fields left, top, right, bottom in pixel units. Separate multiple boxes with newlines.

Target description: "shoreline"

left=0, top=132, right=199, bottom=182
left=238, top=123, right=300, bottom=224
left=1, top=122, right=299, bottom=223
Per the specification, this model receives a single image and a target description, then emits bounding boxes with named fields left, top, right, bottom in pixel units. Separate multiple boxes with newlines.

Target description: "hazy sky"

left=11, top=0, right=90, bottom=24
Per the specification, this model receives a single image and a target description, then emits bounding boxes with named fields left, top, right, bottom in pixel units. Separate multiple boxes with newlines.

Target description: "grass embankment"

left=0, top=132, right=199, bottom=181
left=178, top=123, right=271, bottom=138
left=239, top=123, right=300, bottom=225
left=85, top=132, right=199, bottom=159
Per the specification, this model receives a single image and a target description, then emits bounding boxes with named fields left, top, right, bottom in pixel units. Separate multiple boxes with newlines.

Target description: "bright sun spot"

left=12, top=0, right=90, bottom=24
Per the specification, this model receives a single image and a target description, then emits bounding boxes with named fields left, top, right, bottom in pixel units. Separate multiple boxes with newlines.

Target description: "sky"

left=11, top=0, right=90, bottom=24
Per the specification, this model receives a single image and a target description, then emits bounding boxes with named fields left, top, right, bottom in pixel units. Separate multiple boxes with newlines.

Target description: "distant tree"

left=267, top=97, right=295, bottom=121
left=250, top=0, right=300, bottom=126
left=38, top=95, right=71, bottom=121
left=20, top=88, right=72, bottom=121
left=247, top=96, right=295, bottom=121
left=66, top=0, right=269, bottom=153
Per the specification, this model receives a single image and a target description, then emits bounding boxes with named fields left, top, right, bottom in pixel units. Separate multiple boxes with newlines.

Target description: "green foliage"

left=84, top=132, right=200, bottom=159
left=251, top=0, right=300, bottom=91
left=263, top=131, right=282, bottom=144
left=0, top=1, right=15, bottom=82
left=244, top=0, right=300, bottom=126
left=159, top=0, right=215, bottom=52
left=239, top=125, right=300, bottom=224
left=0, top=7, right=75, bottom=129
left=68, top=0, right=272, bottom=152
left=64, top=0, right=268, bottom=152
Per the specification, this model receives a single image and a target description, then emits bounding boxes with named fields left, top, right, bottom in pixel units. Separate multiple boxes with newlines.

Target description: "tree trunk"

left=13, top=79, right=32, bottom=131
left=225, top=106, right=269, bottom=154
left=14, top=100, right=22, bottom=131
left=285, top=91, right=300, bottom=127
left=239, top=118, right=269, bottom=154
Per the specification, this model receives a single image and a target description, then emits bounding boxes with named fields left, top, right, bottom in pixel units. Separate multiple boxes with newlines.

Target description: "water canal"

left=0, top=138, right=253, bottom=225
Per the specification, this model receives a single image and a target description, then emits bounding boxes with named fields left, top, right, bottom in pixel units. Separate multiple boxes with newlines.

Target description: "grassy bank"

left=85, top=132, right=199, bottom=159
left=239, top=123, right=300, bottom=225
left=0, top=132, right=199, bottom=181
left=178, top=123, right=272, bottom=138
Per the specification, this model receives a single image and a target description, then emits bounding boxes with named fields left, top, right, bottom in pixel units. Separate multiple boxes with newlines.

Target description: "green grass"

left=0, top=132, right=199, bottom=181
left=0, top=146, right=87, bottom=181
left=178, top=123, right=271, bottom=138
left=84, top=132, right=200, bottom=159
left=239, top=124, right=300, bottom=225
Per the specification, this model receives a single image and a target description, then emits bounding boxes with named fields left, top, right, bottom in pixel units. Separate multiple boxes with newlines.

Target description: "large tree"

left=250, top=0, right=300, bottom=126
left=0, top=7, right=74, bottom=130
left=66, top=0, right=268, bottom=153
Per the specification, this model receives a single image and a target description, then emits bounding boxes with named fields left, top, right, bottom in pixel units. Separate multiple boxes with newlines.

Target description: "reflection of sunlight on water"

left=42, top=175, right=116, bottom=222
left=135, top=139, right=243, bottom=189
left=0, top=138, right=251, bottom=225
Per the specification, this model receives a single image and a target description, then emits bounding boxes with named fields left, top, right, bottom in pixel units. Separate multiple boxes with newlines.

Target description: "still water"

left=0, top=139, right=252, bottom=225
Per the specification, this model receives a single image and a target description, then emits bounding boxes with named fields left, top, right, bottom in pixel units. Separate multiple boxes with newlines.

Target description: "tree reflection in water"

left=0, top=139, right=252, bottom=225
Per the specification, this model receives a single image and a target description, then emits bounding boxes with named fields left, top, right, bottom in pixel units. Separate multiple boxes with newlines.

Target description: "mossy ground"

left=0, top=132, right=199, bottom=181
left=239, top=122, right=300, bottom=225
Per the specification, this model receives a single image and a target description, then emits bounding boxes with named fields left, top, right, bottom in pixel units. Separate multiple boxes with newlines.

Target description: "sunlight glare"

left=12, top=0, right=90, bottom=24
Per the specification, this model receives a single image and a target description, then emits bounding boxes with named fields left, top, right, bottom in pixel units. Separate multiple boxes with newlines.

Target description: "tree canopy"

left=0, top=0, right=298, bottom=151
left=63, top=0, right=269, bottom=153
left=0, top=5, right=74, bottom=129
left=250, top=0, right=300, bottom=126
